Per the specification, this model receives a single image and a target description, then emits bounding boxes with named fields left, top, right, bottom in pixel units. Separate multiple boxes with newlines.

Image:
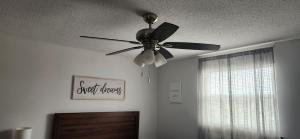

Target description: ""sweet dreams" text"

left=76, top=80, right=122, bottom=95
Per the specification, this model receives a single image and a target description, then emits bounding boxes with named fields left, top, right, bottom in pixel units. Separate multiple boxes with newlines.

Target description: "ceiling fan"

left=80, top=13, right=220, bottom=67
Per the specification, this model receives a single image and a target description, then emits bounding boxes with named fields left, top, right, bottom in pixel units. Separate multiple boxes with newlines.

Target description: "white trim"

left=197, top=36, right=300, bottom=58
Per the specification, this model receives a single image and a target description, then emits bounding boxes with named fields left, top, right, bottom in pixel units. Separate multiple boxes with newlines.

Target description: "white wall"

left=157, top=58, right=199, bottom=139
left=0, top=35, right=157, bottom=139
left=274, top=39, right=300, bottom=139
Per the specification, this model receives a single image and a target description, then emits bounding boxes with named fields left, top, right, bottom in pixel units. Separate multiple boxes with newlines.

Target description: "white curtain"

left=199, top=48, right=279, bottom=139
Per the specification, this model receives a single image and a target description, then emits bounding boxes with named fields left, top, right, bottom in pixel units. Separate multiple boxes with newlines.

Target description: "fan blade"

left=151, top=22, right=179, bottom=42
left=158, top=47, right=174, bottom=59
left=106, top=46, right=143, bottom=55
left=163, top=42, right=220, bottom=50
left=80, top=36, right=141, bottom=44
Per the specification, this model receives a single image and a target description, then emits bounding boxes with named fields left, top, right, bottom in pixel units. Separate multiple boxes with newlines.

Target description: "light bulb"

left=154, top=52, right=167, bottom=67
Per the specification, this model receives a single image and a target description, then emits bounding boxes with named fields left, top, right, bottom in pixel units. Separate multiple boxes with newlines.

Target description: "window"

left=199, top=48, right=279, bottom=139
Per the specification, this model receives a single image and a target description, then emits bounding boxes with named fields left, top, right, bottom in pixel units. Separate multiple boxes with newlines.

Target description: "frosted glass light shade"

left=154, top=52, right=167, bottom=67
left=134, top=53, right=145, bottom=67
left=15, top=127, right=32, bottom=139
left=141, top=49, right=155, bottom=64
left=133, top=49, right=155, bottom=67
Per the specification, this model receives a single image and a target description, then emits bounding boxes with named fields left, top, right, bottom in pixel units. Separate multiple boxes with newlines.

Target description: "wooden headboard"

left=52, top=111, right=139, bottom=139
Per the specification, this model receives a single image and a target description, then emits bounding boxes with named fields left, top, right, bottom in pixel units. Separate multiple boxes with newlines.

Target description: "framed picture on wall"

left=169, top=80, right=182, bottom=104
left=72, top=76, right=125, bottom=100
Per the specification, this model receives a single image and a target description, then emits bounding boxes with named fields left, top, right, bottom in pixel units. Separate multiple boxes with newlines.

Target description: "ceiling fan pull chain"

left=141, top=67, right=144, bottom=77
left=148, top=69, right=151, bottom=84
left=139, top=66, right=150, bottom=83
left=146, top=65, right=151, bottom=84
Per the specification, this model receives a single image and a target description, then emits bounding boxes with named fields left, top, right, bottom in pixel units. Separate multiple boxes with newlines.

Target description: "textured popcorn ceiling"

left=1, top=0, right=300, bottom=59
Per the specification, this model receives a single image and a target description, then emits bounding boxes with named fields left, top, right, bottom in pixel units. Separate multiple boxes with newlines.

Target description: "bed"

left=52, top=111, right=139, bottom=139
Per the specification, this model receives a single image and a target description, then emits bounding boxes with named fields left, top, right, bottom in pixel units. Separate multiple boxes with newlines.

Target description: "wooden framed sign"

left=72, top=76, right=125, bottom=100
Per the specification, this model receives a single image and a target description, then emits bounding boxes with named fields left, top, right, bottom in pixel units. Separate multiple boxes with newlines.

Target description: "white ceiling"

left=1, top=0, right=300, bottom=59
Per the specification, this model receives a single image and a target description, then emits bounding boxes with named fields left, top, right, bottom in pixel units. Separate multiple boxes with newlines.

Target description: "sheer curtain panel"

left=199, top=48, right=279, bottom=139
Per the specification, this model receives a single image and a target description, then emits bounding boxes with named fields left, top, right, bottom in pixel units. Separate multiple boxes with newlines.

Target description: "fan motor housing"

left=136, top=28, right=154, bottom=43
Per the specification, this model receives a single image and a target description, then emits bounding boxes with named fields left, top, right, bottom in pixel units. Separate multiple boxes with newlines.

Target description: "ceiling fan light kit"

left=80, top=12, right=221, bottom=67
left=134, top=49, right=167, bottom=67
